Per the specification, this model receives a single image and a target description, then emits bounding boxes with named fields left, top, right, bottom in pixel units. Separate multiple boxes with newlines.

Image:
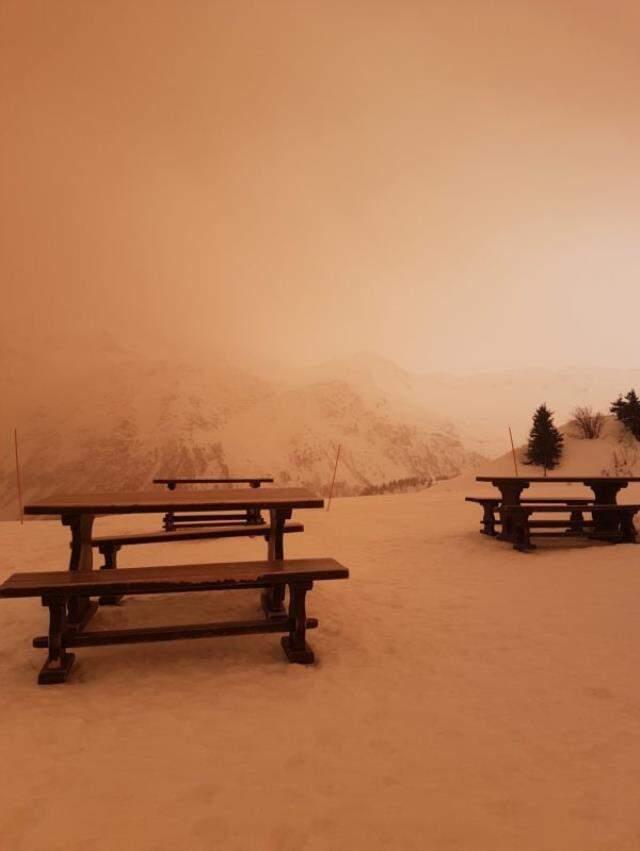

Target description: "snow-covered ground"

left=2, top=475, right=640, bottom=850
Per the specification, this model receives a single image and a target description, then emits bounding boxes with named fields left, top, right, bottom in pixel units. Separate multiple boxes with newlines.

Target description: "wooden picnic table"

left=476, top=476, right=640, bottom=538
left=153, top=476, right=275, bottom=527
left=24, top=487, right=324, bottom=629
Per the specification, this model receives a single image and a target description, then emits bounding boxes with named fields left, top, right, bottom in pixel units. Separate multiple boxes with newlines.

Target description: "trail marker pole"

left=14, top=428, right=24, bottom=524
left=326, top=444, right=341, bottom=511
left=508, top=427, right=519, bottom=477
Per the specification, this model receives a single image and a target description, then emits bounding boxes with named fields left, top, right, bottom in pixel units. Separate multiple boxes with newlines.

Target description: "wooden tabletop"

left=476, top=476, right=640, bottom=483
left=24, top=487, right=324, bottom=516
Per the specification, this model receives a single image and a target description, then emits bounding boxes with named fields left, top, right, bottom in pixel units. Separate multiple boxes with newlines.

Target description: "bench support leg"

left=262, top=508, right=290, bottom=618
left=568, top=510, right=585, bottom=535
left=64, top=512, right=98, bottom=631
left=39, top=598, right=75, bottom=685
left=620, top=511, right=638, bottom=543
left=281, top=581, right=314, bottom=664
left=247, top=481, right=264, bottom=524
left=481, top=503, right=497, bottom=536
left=512, top=509, right=536, bottom=552
left=99, top=544, right=123, bottom=606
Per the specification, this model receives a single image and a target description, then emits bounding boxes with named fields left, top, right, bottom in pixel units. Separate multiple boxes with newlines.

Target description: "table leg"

left=620, top=509, right=638, bottom=543
left=585, top=481, right=626, bottom=538
left=495, top=482, right=530, bottom=541
left=163, top=482, right=177, bottom=529
left=281, top=581, right=314, bottom=663
left=247, top=507, right=263, bottom=524
left=262, top=508, right=290, bottom=618
left=511, top=507, right=536, bottom=552
left=98, top=544, right=124, bottom=606
left=38, top=596, right=75, bottom=685
left=63, top=512, right=98, bottom=630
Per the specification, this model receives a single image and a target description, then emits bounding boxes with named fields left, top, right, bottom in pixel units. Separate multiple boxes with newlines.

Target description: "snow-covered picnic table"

left=471, top=475, right=640, bottom=548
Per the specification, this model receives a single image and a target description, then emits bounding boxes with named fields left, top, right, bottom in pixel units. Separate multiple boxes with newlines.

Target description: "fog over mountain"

left=259, top=355, right=640, bottom=456
left=2, top=330, right=640, bottom=519
left=0, top=338, right=474, bottom=518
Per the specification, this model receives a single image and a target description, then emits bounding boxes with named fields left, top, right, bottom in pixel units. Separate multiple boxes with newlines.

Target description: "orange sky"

left=1, top=0, right=639, bottom=373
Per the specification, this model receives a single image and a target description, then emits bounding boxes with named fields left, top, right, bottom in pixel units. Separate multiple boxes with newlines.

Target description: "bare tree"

left=570, top=406, right=605, bottom=439
left=602, top=446, right=639, bottom=476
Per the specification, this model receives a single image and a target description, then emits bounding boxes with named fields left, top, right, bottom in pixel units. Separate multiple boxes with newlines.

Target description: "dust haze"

left=2, top=0, right=640, bottom=385
left=2, top=0, right=640, bottom=509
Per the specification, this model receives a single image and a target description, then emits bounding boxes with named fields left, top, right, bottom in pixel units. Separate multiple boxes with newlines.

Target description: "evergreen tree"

left=610, top=389, right=640, bottom=440
left=524, top=404, right=564, bottom=473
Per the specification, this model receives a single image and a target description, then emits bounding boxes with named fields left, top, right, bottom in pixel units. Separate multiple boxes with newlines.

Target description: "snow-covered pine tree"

left=524, top=404, right=564, bottom=474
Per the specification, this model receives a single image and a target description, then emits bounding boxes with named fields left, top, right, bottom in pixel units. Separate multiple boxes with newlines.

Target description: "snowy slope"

left=414, top=367, right=640, bottom=457
left=478, top=415, right=640, bottom=478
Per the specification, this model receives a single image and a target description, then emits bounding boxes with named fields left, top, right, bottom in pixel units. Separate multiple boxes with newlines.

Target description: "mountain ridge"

left=0, top=346, right=477, bottom=518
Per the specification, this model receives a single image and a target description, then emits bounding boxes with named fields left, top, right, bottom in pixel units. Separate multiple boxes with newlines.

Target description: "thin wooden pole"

left=508, top=427, right=519, bottom=477
left=326, top=444, right=341, bottom=511
left=14, top=428, right=24, bottom=524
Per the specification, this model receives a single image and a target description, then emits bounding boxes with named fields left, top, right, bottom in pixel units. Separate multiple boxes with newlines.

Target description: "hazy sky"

left=2, top=0, right=640, bottom=374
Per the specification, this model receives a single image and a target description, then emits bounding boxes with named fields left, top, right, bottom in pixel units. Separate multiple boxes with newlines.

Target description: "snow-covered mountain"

left=0, top=345, right=476, bottom=518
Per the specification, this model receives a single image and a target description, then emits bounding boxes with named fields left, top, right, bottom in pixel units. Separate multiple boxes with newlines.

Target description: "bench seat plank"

left=466, top=496, right=594, bottom=504
left=0, top=558, right=348, bottom=598
left=92, top=521, right=303, bottom=547
left=501, top=504, right=640, bottom=512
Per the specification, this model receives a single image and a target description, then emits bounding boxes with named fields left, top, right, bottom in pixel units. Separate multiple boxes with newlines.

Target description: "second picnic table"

left=476, top=475, right=640, bottom=540
left=153, top=476, right=275, bottom=527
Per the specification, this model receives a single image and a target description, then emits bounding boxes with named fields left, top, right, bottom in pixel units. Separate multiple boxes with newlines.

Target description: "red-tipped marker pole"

left=326, top=444, right=341, bottom=511
left=14, top=428, right=24, bottom=524
left=508, top=426, right=519, bottom=477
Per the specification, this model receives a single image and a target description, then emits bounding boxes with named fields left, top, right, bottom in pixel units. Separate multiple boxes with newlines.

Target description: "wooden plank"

left=92, top=521, right=303, bottom=547
left=0, top=558, right=349, bottom=598
left=33, top=617, right=319, bottom=647
left=467, top=496, right=593, bottom=503
left=162, top=513, right=250, bottom=523
left=153, top=477, right=274, bottom=485
left=502, top=504, right=640, bottom=512
left=168, top=520, right=249, bottom=528
left=24, top=487, right=324, bottom=516
left=477, top=476, right=640, bottom=483
left=587, top=505, right=640, bottom=511
left=485, top=519, right=596, bottom=526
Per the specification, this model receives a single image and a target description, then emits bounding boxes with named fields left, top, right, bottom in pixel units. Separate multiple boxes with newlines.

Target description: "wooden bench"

left=92, top=521, right=304, bottom=605
left=502, top=504, right=640, bottom=551
left=0, top=558, right=349, bottom=684
left=466, top=496, right=594, bottom=537
left=92, top=521, right=304, bottom=570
